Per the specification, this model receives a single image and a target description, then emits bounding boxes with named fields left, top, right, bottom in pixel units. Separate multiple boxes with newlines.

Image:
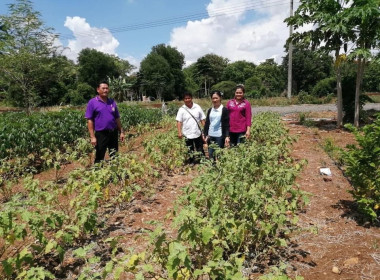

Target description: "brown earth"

left=284, top=112, right=380, bottom=280
left=2, top=111, right=379, bottom=279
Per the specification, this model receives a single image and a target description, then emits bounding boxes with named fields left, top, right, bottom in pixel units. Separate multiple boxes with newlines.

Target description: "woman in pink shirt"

left=226, top=85, right=252, bottom=146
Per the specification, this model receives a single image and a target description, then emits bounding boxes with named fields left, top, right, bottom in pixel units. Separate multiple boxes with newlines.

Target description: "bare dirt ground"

left=284, top=112, right=380, bottom=280
left=2, top=111, right=379, bottom=279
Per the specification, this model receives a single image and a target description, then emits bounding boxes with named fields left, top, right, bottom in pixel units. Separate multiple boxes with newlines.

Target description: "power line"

left=58, top=0, right=293, bottom=40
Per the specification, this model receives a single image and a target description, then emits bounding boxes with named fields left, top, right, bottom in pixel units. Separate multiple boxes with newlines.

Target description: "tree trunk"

left=204, top=78, right=207, bottom=97
left=335, top=49, right=343, bottom=127
left=354, top=58, right=365, bottom=127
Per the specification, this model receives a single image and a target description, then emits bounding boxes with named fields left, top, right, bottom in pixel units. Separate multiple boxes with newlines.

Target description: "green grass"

left=367, top=94, right=380, bottom=103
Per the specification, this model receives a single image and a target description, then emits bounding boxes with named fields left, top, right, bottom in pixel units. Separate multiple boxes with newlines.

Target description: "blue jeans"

left=207, top=136, right=225, bottom=159
left=230, top=132, right=245, bottom=146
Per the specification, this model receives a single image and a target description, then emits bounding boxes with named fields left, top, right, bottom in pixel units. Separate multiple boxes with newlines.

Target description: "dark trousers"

left=95, top=129, right=119, bottom=163
left=207, top=136, right=225, bottom=159
left=230, top=132, right=246, bottom=146
left=185, top=136, right=205, bottom=163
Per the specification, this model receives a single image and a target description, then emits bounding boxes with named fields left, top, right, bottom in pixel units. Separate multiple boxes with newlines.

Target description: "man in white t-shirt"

left=176, top=92, right=206, bottom=163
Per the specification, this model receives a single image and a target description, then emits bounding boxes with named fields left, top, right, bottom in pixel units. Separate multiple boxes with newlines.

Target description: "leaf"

left=2, top=259, right=13, bottom=276
left=45, top=240, right=57, bottom=254
left=201, top=227, right=214, bottom=244
left=73, top=247, right=87, bottom=258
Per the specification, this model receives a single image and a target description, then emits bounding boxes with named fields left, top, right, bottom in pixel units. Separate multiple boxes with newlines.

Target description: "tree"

left=347, top=0, right=380, bottom=126
left=222, top=60, right=256, bottom=84
left=139, top=52, right=174, bottom=101
left=195, top=54, right=229, bottom=97
left=363, top=60, right=380, bottom=93
left=285, top=0, right=355, bottom=127
left=255, top=59, right=286, bottom=96
left=77, top=48, right=133, bottom=89
left=108, top=76, right=132, bottom=102
left=211, top=81, right=236, bottom=99
left=151, top=44, right=186, bottom=97
left=183, top=64, right=199, bottom=96
left=0, top=0, right=59, bottom=112
left=282, top=48, right=334, bottom=94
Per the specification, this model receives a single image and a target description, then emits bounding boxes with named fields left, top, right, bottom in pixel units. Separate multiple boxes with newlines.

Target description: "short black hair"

left=210, top=90, right=222, bottom=98
left=97, top=81, right=109, bottom=88
left=183, top=92, right=193, bottom=99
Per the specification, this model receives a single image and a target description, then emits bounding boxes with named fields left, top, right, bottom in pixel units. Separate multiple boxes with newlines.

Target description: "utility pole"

left=287, top=0, right=293, bottom=99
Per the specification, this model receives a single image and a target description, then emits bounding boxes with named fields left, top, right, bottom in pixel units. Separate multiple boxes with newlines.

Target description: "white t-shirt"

left=176, top=103, right=206, bottom=139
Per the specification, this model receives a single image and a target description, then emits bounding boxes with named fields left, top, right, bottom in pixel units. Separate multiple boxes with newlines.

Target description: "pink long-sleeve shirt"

left=226, top=99, right=252, bottom=133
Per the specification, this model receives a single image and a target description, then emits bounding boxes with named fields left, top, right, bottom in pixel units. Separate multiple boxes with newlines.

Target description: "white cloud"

left=61, top=16, right=120, bottom=62
left=169, top=0, right=292, bottom=66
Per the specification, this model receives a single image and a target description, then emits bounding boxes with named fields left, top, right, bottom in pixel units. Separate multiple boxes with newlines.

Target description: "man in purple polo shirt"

left=85, top=81, right=125, bottom=163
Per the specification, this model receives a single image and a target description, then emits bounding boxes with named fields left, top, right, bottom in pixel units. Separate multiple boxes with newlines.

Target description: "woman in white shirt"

left=203, top=91, right=230, bottom=159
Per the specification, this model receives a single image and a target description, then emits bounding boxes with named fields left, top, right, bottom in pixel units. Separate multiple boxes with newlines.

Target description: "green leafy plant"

left=343, top=114, right=380, bottom=221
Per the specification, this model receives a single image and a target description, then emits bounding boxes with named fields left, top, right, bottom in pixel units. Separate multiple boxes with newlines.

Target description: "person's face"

left=183, top=95, right=193, bottom=107
left=97, top=83, right=109, bottom=98
left=234, top=88, right=244, bottom=101
left=211, top=93, right=221, bottom=107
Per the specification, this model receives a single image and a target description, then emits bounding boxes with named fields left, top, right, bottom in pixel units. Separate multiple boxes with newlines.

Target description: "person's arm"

left=245, top=101, right=252, bottom=139
left=87, top=119, right=97, bottom=146
left=203, top=109, right=210, bottom=143
left=245, top=126, right=251, bottom=139
left=177, top=121, right=183, bottom=139
left=222, top=108, right=230, bottom=145
left=116, top=118, right=125, bottom=142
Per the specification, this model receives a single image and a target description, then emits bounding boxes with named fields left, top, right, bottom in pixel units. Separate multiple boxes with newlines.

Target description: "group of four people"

left=176, top=85, right=252, bottom=162
left=85, top=82, right=251, bottom=163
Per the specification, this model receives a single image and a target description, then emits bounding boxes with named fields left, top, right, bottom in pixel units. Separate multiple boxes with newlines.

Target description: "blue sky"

left=0, top=0, right=295, bottom=67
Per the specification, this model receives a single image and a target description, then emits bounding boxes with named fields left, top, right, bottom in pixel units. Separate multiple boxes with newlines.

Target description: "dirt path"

left=252, top=103, right=380, bottom=115
left=285, top=118, right=380, bottom=280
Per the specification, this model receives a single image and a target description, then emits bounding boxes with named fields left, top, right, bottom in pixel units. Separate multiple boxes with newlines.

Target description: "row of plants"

left=0, top=119, right=176, bottom=279
left=0, top=105, right=163, bottom=159
left=89, top=112, right=308, bottom=279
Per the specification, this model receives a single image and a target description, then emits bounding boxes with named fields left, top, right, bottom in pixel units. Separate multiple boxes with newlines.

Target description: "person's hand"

left=120, top=132, right=125, bottom=142
left=178, top=133, right=183, bottom=139
left=245, top=131, right=250, bottom=139
left=203, top=135, right=208, bottom=143
left=225, top=136, right=230, bottom=147
left=90, top=136, right=97, bottom=147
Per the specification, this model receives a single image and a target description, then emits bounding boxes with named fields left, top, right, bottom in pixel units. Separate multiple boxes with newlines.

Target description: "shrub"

left=297, top=91, right=320, bottom=104
left=211, top=80, right=236, bottom=99
left=343, top=114, right=380, bottom=222
left=311, top=77, right=336, bottom=97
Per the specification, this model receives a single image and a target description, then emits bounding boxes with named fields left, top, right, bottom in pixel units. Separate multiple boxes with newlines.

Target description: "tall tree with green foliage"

left=0, top=0, right=58, bottom=112
left=255, top=59, right=286, bottom=96
left=151, top=44, right=186, bottom=97
left=195, top=54, right=229, bottom=97
left=347, top=0, right=380, bottom=127
left=139, top=52, right=174, bottom=101
left=77, top=48, right=133, bottom=89
left=222, top=60, right=256, bottom=85
left=183, top=64, right=199, bottom=95
left=285, top=0, right=354, bottom=127
left=282, top=48, right=334, bottom=94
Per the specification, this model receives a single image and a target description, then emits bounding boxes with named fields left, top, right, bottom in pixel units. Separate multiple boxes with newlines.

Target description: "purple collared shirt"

left=226, top=99, right=252, bottom=133
left=85, top=96, right=120, bottom=131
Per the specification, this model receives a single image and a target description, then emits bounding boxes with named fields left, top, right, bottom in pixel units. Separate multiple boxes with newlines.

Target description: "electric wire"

left=58, top=0, right=296, bottom=40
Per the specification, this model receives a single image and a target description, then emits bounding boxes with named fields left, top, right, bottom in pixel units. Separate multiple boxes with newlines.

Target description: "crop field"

left=0, top=106, right=379, bottom=280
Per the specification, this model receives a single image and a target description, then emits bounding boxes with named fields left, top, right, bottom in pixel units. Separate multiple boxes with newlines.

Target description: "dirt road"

left=252, top=103, right=380, bottom=115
